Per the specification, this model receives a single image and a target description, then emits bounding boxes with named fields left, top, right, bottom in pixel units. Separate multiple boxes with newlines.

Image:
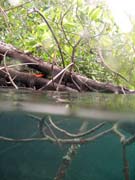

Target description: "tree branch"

left=0, top=41, right=134, bottom=94
left=32, top=8, right=65, bottom=68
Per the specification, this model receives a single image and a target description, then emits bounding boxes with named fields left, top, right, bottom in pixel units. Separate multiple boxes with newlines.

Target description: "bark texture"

left=0, top=41, right=134, bottom=94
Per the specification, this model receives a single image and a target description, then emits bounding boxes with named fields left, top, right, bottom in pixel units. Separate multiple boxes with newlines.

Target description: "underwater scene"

left=0, top=89, right=135, bottom=180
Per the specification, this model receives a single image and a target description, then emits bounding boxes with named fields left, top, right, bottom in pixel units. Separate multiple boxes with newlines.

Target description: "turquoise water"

left=0, top=89, right=135, bottom=180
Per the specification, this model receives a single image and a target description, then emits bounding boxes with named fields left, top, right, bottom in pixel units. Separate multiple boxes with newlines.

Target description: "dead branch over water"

left=0, top=41, right=134, bottom=94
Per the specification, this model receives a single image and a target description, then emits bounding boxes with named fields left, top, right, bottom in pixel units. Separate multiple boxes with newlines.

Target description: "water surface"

left=0, top=88, right=135, bottom=180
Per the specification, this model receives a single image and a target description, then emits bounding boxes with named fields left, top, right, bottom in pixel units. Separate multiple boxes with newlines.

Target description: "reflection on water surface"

left=0, top=88, right=135, bottom=180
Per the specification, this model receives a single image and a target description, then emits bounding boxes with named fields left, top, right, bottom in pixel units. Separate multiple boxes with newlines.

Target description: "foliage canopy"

left=1, top=0, right=135, bottom=89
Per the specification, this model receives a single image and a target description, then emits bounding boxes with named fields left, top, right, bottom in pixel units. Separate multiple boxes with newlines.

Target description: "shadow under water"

left=0, top=89, right=135, bottom=180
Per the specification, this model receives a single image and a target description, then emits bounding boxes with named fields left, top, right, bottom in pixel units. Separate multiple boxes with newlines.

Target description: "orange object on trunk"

left=33, top=73, right=45, bottom=78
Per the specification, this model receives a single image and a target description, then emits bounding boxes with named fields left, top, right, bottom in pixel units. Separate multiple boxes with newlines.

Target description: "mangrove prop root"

left=0, top=114, right=135, bottom=179
left=122, top=145, right=130, bottom=180
left=54, top=144, right=79, bottom=180
left=54, top=121, right=89, bottom=180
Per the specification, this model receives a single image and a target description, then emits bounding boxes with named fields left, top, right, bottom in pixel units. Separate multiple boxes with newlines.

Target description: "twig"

left=0, top=6, right=11, bottom=33
left=5, top=0, right=33, bottom=12
left=71, top=38, right=81, bottom=65
left=81, top=128, right=112, bottom=143
left=28, top=114, right=43, bottom=121
left=75, top=0, right=83, bottom=25
left=112, top=123, right=126, bottom=143
left=32, top=8, right=65, bottom=68
left=98, top=48, right=129, bottom=83
left=3, top=51, right=18, bottom=89
left=71, top=75, right=81, bottom=91
left=44, top=120, right=61, bottom=147
left=90, top=23, right=107, bottom=39
left=38, top=116, right=47, bottom=137
left=69, top=38, right=81, bottom=73
left=30, top=114, right=61, bottom=146
left=56, top=70, right=67, bottom=91
left=72, top=74, right=98, bottom=92
left=124, top=134, right=135, bottom=146
left=60, top=5, right=72, bottom=47
left=0, top=128, right=112, bottom=144
left=0, top=62, right=37, bottom=70
left=49, top=116, right=106, bottom=138
left=121, top=86, right=126, bottom=95
left=39, top=62, right=74, bottom=90
left=0, top=136, right=54, bottom=143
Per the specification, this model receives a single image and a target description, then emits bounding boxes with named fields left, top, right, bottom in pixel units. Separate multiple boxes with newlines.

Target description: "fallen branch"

left=0, top=67, right=77, bottom=92
left=0, top=41, right=134, bottom=93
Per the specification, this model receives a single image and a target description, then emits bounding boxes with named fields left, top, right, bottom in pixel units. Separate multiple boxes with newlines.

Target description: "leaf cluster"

left=0, top=0, right=135, bottom=88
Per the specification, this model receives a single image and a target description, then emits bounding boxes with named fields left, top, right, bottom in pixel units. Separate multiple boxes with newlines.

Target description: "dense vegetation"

left=0, top=0, right=135, bottom=89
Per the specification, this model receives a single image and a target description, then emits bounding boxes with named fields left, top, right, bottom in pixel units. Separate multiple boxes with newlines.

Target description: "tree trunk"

left=0, top=41, right=134, bottom=94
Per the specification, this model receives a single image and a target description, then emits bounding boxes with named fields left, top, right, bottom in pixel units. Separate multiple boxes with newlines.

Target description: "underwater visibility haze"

left=0, top=89, right=135, bottom=180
